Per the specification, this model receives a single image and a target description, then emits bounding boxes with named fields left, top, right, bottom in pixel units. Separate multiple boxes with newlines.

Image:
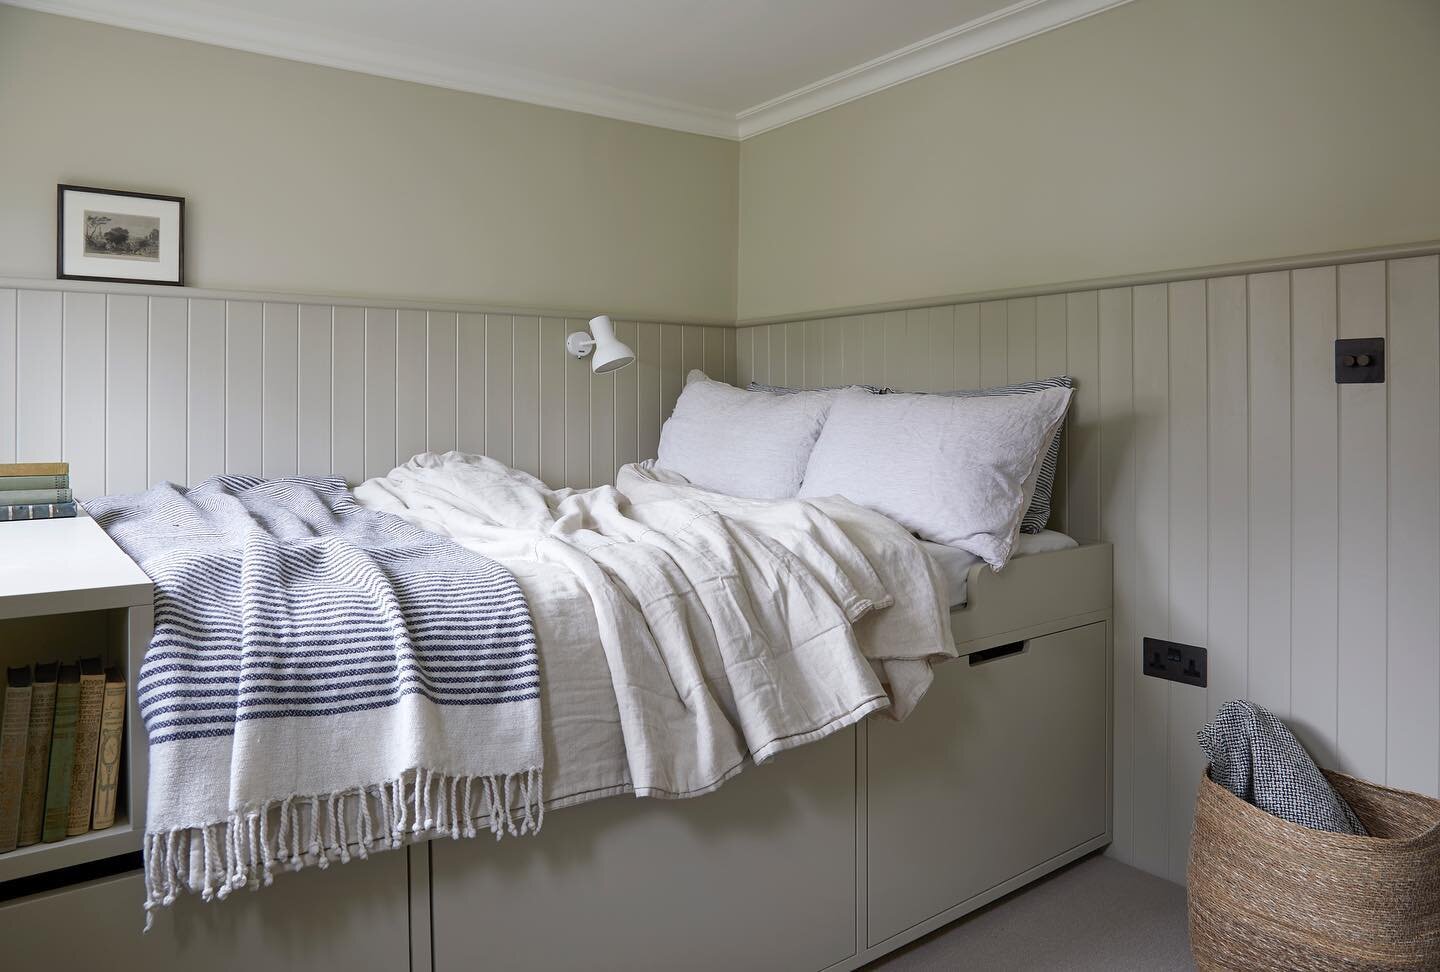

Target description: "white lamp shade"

left=586, top=315, right=635, bottom=374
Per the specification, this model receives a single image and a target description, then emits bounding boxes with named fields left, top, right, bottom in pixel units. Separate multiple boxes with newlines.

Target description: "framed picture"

left=57, top=184, right=184, bottom=286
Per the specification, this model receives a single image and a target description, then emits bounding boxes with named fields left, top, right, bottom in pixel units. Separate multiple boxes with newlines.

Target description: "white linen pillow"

left=656, top=370, right=835, bottom=499
left=797, top=386, right=1073, bottom=568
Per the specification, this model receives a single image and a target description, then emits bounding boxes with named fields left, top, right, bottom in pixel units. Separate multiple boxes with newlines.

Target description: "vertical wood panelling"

left=0, top=290, right=15, bottom=463
left=512, top=316, right=541, bottom=477
left=1336, top=262, right=1388, bottom=782
left=860, top=314, right=884, bottom=387
left=330, top=306, right=365, bottom=484
left=456, top=313, right=486, bottom=457
left=187, top=299, right=226, bottom=484
left=12, top=247, right=1440, bottom=890
left=1206, top=277, right=1249, bottom=722
left=637, top=322, right=662, bottom=463
left=736, top=326, right=754, bottom=387
left=565, top=318, right=592, bottom=489
left=1065, top=292, right=1100, bottom=541
left=1165, top=279, right=1209, bottom=884
left=16, top=290, right=61, bottom=464
left=539, top=317, right=568, bottom=486
left=613, top=321, right=638, bottom=474
left=1130, top=283, right=1171, bottom=877
left=362, top=308, right=397, bottom=481
left=225, top=301, right=263, bottom=476
left=979, top=302, right=1008, bottom=387
left=425, top=312, right=458, bottom=456
left=296, top=304, right=333, bottom=477
left=1246, top=273, right=1292, bottom=717
left=395, top=310, right=428, bottom=466
left=261, top=302, right=299, bottom=479
left=62, top=293, right=106, bottom=498
left=1386, top=256, right=1440, bottom=796
left=1097, top=286, right=1135, bottom=865
left=105, top=294, right=149, bottom=494
left=1289, top=267, right=1339, bottom=765
left=590, top=345, right=615, bottom=486
left=1036, top=295, right=1069, bottom=525
left=485, top=315, right=514, bottom=468
left=147, top=297, right=188, bottom=485
left=1005, top=298, right=1037, bottom=383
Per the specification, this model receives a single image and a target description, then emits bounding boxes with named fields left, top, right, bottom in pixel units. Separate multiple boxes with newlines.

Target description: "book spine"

left=0, top=674, right=33, bottom=854
left=0, top=475, right=69, bottom=491
left=41, top=675, right=80, bottom=843
left=0, top=502, right=79, bottom=521
left=0, top=488, right=73, bottom=505
left=65, top=664, right=106, bottom=837
left=16, top=676, right=57, bottom=847
left=0, top=462, right=68, bottom=477
left=90, top=672, right=127, bottom=831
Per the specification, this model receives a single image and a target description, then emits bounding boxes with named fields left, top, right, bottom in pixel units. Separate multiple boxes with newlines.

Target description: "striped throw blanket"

left=87, top=476, right=542, bottom=926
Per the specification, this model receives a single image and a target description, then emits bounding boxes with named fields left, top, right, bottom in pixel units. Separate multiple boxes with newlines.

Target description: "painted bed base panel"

left=950, top=541, right=1113, bottom=648
left=823, top=834, right=1112, bottom=972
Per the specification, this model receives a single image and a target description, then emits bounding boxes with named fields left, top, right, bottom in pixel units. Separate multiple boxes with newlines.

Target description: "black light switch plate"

left=1336, top=337, right=1384, bottom=383
left=1143, top=637, right=1207, bottom=687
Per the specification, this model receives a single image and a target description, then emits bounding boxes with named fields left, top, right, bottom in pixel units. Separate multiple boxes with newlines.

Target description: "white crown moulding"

left=5, top=0, right=1133, bottom=140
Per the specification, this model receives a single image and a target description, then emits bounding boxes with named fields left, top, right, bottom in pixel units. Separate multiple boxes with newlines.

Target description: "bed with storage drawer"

left=0, top=539, right=1111, bottom=972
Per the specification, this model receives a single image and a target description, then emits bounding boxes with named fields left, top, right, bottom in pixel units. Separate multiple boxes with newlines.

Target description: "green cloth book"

left=0, top=666, right=34, bottom=853
left=0, top=488, right=72, bottom=505
left=41, top=663, right=81, bottom=843
left=16, top=662, right=59, bottom=847
left=0, top=474, right=69, bottom=491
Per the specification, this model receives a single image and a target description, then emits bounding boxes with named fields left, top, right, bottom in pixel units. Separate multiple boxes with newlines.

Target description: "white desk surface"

left=0, top=512, right=152, bottom=618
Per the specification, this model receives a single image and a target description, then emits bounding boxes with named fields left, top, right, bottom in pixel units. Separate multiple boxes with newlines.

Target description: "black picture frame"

left=57, top=184, right=185, bottom=286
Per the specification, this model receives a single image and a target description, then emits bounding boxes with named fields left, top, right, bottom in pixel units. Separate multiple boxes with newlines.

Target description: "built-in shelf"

left=0, top=511, right=153, bottom=891
left=0, top=818, right=140, bottom=884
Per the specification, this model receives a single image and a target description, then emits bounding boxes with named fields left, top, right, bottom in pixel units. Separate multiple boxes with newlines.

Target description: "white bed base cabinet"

left=427, top=542, right=1114, bottom=972
left=0, top=543, right=1111, bottom=972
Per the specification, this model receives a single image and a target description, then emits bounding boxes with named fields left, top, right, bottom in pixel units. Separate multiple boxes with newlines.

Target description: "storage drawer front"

left=432, top=727, right=858, bottom=972
left=0, top=847, right=410, bottom=971
left=866, top=622, right=1109, bottom=946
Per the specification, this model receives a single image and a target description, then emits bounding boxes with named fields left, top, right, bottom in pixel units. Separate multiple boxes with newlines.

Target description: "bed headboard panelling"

left=0, top=286, right=735, bottom=498
left=734, top=254, right=1440, bottom=889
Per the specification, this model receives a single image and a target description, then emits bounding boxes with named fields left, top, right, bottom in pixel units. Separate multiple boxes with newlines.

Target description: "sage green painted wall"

left=0, top=6, right=739, bottom=323
left=737, top=0, right=1440, bottom=321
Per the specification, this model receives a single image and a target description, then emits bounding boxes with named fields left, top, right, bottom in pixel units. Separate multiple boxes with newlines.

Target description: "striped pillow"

left=924, top=376, right=1073, bottom=534
left=748, top=380, right=890, bottom=396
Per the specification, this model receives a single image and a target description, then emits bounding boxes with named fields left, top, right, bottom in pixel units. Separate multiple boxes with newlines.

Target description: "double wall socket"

left=1143, top=637, right=1207, bottom=687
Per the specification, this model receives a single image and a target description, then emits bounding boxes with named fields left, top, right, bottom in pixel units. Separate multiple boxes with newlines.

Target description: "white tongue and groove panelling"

left=736, top=254, right=1440, bottom=885
left=0, top=286, right=735, bottom=497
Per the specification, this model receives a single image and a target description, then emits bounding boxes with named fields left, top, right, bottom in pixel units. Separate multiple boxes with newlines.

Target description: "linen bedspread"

left=355, top=452, right=954, bottom=808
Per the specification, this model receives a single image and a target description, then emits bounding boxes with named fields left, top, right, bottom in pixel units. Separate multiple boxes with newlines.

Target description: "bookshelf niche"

left=0, top=516, right=153, bottom=886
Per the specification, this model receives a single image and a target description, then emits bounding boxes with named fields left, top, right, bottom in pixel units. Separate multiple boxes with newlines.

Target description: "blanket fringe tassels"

left=141, top=767, right=543, bottom=930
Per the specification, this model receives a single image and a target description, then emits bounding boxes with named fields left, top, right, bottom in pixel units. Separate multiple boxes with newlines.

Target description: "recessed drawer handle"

left=968, top=640, right=1027, bottom=665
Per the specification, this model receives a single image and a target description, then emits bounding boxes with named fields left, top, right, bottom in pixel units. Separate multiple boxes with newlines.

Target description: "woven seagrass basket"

left=1188, top=768, right=1440, bottom=971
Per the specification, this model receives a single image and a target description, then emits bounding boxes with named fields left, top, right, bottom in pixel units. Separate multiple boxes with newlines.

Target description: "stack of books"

left=0, top=660, right=127, bottom=853
left=0, top=462, right=76, bottom=521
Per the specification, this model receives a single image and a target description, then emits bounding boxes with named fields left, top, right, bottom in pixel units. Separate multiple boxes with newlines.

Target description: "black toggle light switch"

left=1336, top=338, right=1384, bottom=383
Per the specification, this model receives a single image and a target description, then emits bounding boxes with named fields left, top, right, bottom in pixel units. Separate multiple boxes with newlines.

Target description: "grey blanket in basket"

left=1199, top=700, right=1365, bottom=835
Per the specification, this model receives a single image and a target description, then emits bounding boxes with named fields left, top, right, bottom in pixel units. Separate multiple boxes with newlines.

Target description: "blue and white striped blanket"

left=87, top=476, right=542, bottom=924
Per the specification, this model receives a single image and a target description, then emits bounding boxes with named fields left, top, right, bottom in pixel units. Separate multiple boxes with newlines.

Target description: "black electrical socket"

left=1143, top=637, right=1207, bottom=687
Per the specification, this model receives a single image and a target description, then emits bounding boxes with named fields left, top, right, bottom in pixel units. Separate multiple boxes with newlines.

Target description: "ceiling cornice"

left=735, top=0, right=1135, bottom=138
left=4, top=0, right=1135, bottom=141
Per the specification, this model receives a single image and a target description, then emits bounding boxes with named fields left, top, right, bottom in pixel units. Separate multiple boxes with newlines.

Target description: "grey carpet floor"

left=864, top=854, right=1194, bottom=971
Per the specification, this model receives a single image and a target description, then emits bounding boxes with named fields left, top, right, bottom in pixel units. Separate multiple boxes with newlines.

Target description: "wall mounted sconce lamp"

left=566, top=315, right=635, bottom=374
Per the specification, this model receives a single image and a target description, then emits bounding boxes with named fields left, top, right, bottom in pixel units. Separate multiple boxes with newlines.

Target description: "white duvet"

left=355, top=452, right=954, bottom=811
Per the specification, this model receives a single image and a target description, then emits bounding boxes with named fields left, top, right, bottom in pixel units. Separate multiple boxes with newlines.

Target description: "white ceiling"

left=7, top=0, right=1131, bottom=137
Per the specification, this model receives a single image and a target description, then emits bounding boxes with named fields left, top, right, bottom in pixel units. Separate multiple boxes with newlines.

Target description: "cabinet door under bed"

left=430, top=726, right=859, bottom=972
left=865, top=622, right=1110, bottom=948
